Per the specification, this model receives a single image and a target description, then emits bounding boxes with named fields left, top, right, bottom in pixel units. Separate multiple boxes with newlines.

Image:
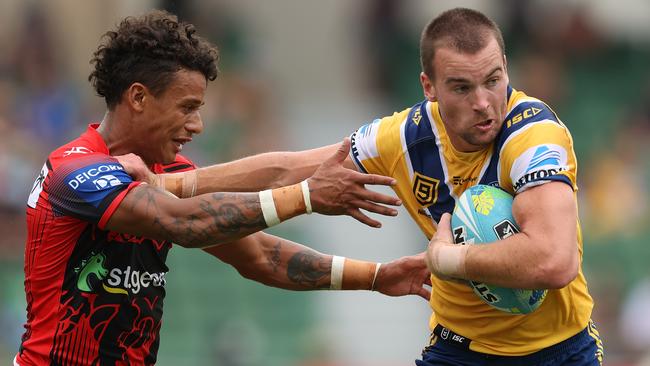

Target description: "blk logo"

left=493, top=220, right=519, bottom=240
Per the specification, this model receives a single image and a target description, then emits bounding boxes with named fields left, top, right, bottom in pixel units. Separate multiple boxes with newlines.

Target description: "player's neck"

left=97, top=109, right=147, bottom=163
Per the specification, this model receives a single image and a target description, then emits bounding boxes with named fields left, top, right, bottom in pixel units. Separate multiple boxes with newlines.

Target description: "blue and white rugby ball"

left=451, top=184, right=547, bottom=314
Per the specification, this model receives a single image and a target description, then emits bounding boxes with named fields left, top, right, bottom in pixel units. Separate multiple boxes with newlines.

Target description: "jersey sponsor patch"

left=63, top=162, right=132, bottom=207
left=510, top=144, right=568, bottom=192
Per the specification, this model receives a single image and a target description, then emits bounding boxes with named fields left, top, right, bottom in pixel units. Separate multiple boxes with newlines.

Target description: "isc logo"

left=505, top=106, right=542, bottom=128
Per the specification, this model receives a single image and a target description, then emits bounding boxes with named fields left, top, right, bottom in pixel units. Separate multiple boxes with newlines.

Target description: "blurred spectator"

left=10, top=6, right=81, bottom=151
left=162, top=0, right=285, bottom=164
left=620, top=278, right=650, bottom=363
left=358, top=0, right=421, bottom=106
left=581, top=81, right=650, bottom=239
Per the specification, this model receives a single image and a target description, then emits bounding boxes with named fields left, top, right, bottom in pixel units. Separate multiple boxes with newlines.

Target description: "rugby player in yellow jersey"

left=125, top=7, right=602, bottom=366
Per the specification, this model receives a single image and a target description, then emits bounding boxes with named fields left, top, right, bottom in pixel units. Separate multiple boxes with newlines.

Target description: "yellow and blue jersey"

left=349, top=87, right=593, bottom=356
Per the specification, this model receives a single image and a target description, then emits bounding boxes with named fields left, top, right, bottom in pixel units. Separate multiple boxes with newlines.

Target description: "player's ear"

left=420, top=72, right=437, bottom=102
left=126, top=83, right=148, bottom=113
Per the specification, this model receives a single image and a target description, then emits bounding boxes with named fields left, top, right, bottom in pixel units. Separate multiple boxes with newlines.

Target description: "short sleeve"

left=48, top=154, right=139, bottom=225
left=349, top=109, right=410, bottom=177
left=499, top=121, right=577, bottom=194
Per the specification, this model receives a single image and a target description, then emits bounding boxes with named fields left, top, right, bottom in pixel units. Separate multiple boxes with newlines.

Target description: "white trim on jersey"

left=399, top=113, right=414, bottom=181
left=28, top=163, right=48, bottom=209
left=505, top=96, right=540, bottom=117
left=425, top=102, right=457, bottom=202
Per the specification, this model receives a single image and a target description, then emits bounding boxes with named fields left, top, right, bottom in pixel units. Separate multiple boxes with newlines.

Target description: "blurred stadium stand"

left=1, top=1, right=649, bottom=365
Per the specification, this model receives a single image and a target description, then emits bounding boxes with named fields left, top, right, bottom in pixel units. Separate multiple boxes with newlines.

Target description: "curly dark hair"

left=89, top=9, right=219, bottom=109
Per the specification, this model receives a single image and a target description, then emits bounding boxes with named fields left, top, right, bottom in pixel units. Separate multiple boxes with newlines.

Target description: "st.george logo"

left=412, top=172, right=439, bottom=207
left=76, top=252, right=108, bottom=292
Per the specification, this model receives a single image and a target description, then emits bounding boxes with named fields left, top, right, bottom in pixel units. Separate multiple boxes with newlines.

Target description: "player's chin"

left=481, top=126, right=501, bottom=142
left=469, top=131, right=499, bottom=147
left=159, top=150, right=177, bottom=165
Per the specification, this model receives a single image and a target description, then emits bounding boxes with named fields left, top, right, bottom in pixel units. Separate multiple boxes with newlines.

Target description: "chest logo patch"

left=413, top=172, right=439, bottom=207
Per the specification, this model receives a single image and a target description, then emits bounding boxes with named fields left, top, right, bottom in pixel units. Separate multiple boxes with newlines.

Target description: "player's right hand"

left=306, top=138, right=402, bottom=228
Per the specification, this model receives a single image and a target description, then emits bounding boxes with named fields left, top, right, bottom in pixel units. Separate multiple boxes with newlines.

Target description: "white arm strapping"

left=330, top=255, right=345, bottom=290
left=300, top=180, right=312, bottom=214
left=259, top=189, right=280, bottom=227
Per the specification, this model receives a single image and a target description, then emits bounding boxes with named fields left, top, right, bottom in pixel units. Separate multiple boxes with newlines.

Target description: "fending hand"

left=307, top=138, right=402, bottom=228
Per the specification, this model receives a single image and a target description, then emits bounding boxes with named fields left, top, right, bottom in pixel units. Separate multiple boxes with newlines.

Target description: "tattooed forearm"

left=178, top=192, right=266, bottom=246
left=203, top=192, right=265, bottom=230
left=287, top=250, right=331, bottom=289
left=268, top=240, right=282, bottom=272
left=118, top=185, right=270, bottom=247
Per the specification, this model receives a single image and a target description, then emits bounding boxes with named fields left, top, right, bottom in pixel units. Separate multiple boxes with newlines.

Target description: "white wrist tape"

left=259, top=189, right=280, bottom=227
left=301, top=180, right=312, bottom=214
left=433, top=245, right=468, bottom=277
left=330, top=255, right=345, bottom=290
left=370, top=263, right=381, bottom=291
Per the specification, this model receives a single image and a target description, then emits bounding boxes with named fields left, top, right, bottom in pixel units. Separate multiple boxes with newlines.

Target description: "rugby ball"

left=451, top=184, right=547, bottom=314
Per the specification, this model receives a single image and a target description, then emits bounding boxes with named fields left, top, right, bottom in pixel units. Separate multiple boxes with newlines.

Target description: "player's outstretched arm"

left=121, top=142, right=353, bottom=193
left=426, top=182, right=579, bottom=289
left=117, top=138, right=402, bottom=228
left=205, top=232, right=431, bottom=300
left=105, top=185, right=269, bottom=248
left=106, top=140, right=402, bottom=247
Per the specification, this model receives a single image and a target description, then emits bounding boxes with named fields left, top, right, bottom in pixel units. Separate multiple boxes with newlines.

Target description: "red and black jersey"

left=17, top=124, right=195, bottom=366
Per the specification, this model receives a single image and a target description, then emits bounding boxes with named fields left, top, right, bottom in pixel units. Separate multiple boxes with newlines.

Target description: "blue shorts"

left=415, top=321, right=604, bottom=366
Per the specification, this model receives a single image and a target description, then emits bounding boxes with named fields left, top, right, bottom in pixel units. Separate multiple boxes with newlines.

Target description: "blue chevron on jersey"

left=478, top=154, right=500, bottom=187
left=404, top=101, right=455, bottom=222
left=403, top=101, right=434, bottom=148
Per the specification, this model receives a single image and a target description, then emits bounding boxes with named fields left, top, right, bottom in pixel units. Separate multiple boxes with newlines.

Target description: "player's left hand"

left=373, top=253, right=432, bottom=301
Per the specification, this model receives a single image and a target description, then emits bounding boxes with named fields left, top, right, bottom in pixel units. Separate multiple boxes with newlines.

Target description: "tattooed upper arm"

left=105, top=184, right=267, bottom=248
